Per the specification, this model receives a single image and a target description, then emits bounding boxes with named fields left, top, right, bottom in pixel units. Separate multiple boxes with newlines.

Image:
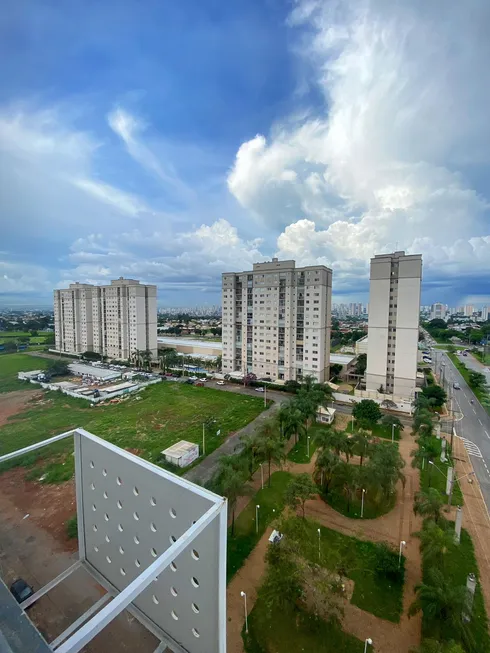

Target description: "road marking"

left=460, top=438, right=483, bottom=458
left=479, top=419, right=483, bottom=426
left=472, top=407, right=477, bottom=414
left=486, top=431, right=490, bottom=439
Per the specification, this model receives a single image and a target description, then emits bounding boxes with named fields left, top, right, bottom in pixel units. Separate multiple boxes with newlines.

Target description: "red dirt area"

left=0, top=390, right=43, bottom=427
left=0, top=468, right=77, bottom=553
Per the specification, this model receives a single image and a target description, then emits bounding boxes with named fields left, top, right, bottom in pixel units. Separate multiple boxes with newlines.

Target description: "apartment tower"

left=222, top=259, right=332, bottom=382
left=54, top=278, right=157, bottom=360
left=366, top=251, right=422, bottom=398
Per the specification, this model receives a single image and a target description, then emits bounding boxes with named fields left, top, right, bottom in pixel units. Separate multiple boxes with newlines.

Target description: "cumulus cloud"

left=227, top=0, right=490, bottom=286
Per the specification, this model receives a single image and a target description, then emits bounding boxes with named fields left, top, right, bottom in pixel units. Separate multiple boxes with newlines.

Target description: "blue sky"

left=1, top=0, right=490, bottom=308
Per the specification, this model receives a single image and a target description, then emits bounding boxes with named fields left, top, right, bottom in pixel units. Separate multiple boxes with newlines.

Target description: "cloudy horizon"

left=1, top=0, right=490, bottom=308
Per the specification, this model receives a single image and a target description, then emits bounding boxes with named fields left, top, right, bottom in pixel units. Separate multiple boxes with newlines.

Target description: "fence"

left=20, top=376, right=161, bottom=403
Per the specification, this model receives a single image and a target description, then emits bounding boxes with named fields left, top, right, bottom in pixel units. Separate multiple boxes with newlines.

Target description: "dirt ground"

left=0, top=389, right=43, bottom=427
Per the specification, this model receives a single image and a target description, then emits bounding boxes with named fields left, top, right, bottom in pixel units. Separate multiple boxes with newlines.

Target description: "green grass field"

left=227, top=471, right=293, bottom=581
left=282, top=516, right=405, bottom=622
left=0, top=355, right=266, bottom=481
left=0, top=353, right=49, bottom=393
left=419, top=436, right=463, bottom=506
left=243, top=598, right=364, bottom=653
left=324, top=484, right=397, bottom=520
left=286, top=424, right=326, bottom=463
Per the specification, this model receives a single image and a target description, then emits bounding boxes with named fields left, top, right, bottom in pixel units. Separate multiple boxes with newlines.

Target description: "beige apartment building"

left=366, top=251, right=422, bottom=399
left=222, top=259, right=332, bottom=383
left=54, top=278, right=157, bottom=361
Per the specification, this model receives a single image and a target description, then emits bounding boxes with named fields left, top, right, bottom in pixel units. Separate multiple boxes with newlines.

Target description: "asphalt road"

left=432, top=349, right=490, bottom=511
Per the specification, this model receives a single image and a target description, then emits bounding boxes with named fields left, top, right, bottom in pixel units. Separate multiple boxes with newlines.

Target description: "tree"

left=413, top=409, right=435, bottom=436
left=352, top=399, right=382, bottom=426
left=284, top=379, right=301, bottom=393
left=142, top=349, right=153, bottom=370
left=242, top=372, right=257, bottom=387
left=366, top=442, right=405, bottom=497
left=278, top=401, right=305, bottom=443
left=375, top=542, right=403, bottom=582
left=381, top=414, right=404, bottom=434
left=210, top=456, right=249, bottom=536
left=350, top=430, right=371, bottom=466
left=409, top=568, right=469, bottom=640
left=355, top=353, right=367, bottom=375
left=3, top=341, right=17, bottom=353
left=314, top=448, right=340, bottom=495
left=422, top=385, right=447, bottom=408
left=381, top=398, right=398, bottom=409
left=314, top=429, right=350, bottom=459
left=330, top=363, right=343, bottom=378
left=410, top=640, right=466, bottom=653
left=294, top=392, right=318, bottom=435
left=240, top=433, right=260, bottom=477
left=417, top=520, right=455, bottom=570
left=214, top=354, right=222, bottom=371
left=285, top=474, right=317, bottom=519
left=47, top=360, right=69, bottom=377
left=411, top=438, right=439, bottom=470
left=255, top=421, right=286, bottom=487
left=413, top=488, right=444, bottom=524
left=82, top=350, right=102, bottom=361
left=469, top=371, right=487, bottom=390
left=429, top=319, right=447, bottom=330
left=335, top=461, right=359, bottom=513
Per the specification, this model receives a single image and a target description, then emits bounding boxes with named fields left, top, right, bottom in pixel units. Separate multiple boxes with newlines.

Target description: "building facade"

left=430, top=303, right=446, bottom=321
left=222, top=259, right=332, bottom=382
left=54, top=278, right=157, bottom=360
left=366, top=251, right=422, bottom=398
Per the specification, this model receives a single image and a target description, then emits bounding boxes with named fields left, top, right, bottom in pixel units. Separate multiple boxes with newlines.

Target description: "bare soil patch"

left=0, top=389, right=42, bottom=427
left=0, top=468, right=77, bottom=552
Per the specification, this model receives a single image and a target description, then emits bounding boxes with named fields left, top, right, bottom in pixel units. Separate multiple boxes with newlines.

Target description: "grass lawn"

left=0, top=353, right=49, bottom=393
left=325, top=484, right=397, bottom=520
left=227, top=471, right=293, bottom=581
left=243, top=598, right=364, bottom=653
left=369, top=422, right=402, bottom=442
left=286, top=424, right=326, bottom=463
left=0, top=371, right=267, bottom=481
left=282, top=516, right=405, bottom=622
left=419, top=436, right=463, bottom=506
left=420, top=522, right=490, bottom=652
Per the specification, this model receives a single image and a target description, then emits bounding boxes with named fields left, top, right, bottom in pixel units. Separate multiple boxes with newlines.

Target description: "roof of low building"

left=161, top=440, right=199, bottom=458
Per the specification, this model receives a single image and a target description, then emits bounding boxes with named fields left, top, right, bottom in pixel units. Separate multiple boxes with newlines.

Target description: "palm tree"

left=280, top=401, right=306, bottom=443
left=314, top=448, right=340, bottom=495
left=294, top=392, right=318, bottom=436
left=350, top=430, right=371, bottom=466
left=315, top=429, right=350, bottom=459
left=131, top=349, right=145, bottom=368
left=409, top=568, right=469, bottom=640
left=336, top=461, right=359, bottom=514
left=413, top=488, right=444, bottom=524
left=142, top=349, right=153, bottom=370
left=240, top=433, right=260, bottom=477
left=417, top=521, right=455, bottom=570
left=256, top=421, right=286, bottom=487
left=366, top=442, right=405, bottom=498
left=218, top=463, right=248, bottom=536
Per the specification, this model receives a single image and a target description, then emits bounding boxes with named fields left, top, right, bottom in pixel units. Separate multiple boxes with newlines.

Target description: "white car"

left=216, top=380, right=225, bottom=386
left=255, top=387, right=265, bottom=393
left=189, top=376, right=198, bottom=381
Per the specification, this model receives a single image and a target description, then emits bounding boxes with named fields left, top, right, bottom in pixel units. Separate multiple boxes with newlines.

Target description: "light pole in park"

left=448, top=469, right=475, bottom=507
left=361, top=488, right=366, bottom=518
left=307, top=436, right=311, bottom=459
left=240, top=591, right=248, bottom=634
left=202, top=423, right=206, bottom=456
left=260, top=463, right=264, bottom=490
left=391, top=423, right=395, bottom=443
left=399, top=540, right=406, bottom=567
left=317, top=527, right=321, bottom=560
left=255, top=505, right=260, bottom=534
left=364, top=638, right=373, bottom=653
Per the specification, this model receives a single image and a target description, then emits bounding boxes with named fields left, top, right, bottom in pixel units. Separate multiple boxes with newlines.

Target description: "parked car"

left=184, top=379, right=194, bottom=385
left=255, top=387, right=265, bottom=393
left=453, top=382, right=461, bottom=390
left=10, top=579, right=34, bottom=605
left=189, top=376, right=198, bottom=381
left=216, top=380, right=225, bottom=386
left=462, top=353, right=467, bottom=357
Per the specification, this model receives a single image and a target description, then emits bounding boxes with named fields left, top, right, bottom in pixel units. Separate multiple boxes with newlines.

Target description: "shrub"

left=66, top=514, right=78, bottom=539
left=374, top=542, right=404, bottom=582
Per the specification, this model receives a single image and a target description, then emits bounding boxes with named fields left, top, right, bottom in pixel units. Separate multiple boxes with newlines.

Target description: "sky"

left=1, top=0, right=490, bottom=309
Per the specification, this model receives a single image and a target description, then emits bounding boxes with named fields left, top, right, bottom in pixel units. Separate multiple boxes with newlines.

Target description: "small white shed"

left=161, top=441, right=200, bottom=468
left=316, top=405, right=336, bottom=425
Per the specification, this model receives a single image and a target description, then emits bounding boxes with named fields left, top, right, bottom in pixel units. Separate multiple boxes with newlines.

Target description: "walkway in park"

left=226, top=427, right=424, bottom=653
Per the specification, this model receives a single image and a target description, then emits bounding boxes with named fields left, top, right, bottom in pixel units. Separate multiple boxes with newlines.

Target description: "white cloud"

left=0, top=261, right=52, bottom=294
left=227, top=0, right=490, bottom=285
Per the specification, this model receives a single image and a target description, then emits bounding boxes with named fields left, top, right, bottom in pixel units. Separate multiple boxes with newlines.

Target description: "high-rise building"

left=222, top=259, right=332, bottom=382
left=430, top=303, right=446, bottom=321
left=54, top=278, right=157, bottom=360
left=481, top=306, right=489, bottom=321
left=366, top=251, right=422, bottom=398
left=348, top=302, right=363, bottom=317
left=464, top=305, right=474, bottom=317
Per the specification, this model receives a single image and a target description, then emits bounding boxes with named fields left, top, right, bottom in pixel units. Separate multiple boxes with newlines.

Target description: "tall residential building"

left=366, top=251, right=422, bottom=398
left=481, top=306, right=489, bottom=321
left=464, top=305, right=475, bottom=317
left=222, top=259, right=332, bottom=382
left=430, top=303, right=446, bottom=321
left=54, top=278, right=157, bottom=360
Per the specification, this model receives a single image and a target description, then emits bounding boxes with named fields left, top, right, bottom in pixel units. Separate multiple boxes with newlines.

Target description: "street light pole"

left=364, top=638, right=373, bottom=653
left=448, top=470, right=475, bottom=506
left=240, top=591, right=248, bottom=634
left=307, top=436, right=310, bottom=459
left=391, top=423, right=395, bottom=443
left=399, top=540, right=406, bottom=567
left=361, top=488, right=366, bottom=518
left=260, top=463, right=264, bottom=490
left=202, top=423, right=205, bottom=456
left=317, top=528, right=321, bottom=560
left=255, top=504, right=260, bottom=534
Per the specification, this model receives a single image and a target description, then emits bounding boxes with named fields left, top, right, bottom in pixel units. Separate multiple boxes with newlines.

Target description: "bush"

left=66, top=514, right=78, bottom=539
left=352, top=399, right=382, bottom=425
left=374, top=542, right=404, bottom=582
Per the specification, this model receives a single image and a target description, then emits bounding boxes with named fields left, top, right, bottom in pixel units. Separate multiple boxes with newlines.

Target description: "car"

left=255, top=387, right=265, bottom=393
left=189, top=376, right=198, bottom=381
left=216, top=380, right=225, bottom=385
left=462, top=353, right=467, bottom=357
left=453, top=382, right=461, bottom=390
left=10, top=579, right=34, bottom=605
left=184, top=379, right=194, bottom=385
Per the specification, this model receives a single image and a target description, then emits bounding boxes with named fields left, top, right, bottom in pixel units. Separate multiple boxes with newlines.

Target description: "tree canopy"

left=352, top=399, right=382, bottom=425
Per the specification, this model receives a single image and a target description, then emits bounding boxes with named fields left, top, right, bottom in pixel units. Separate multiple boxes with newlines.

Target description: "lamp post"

left=260, top=463, right=264, bottom=490
left=317, top=527, right=321, bottom=560
left=307, top=436, right=311, bottom=459
left=202, top=423, right=206, bottom=456
left=448, top=470, right=475, bottom=507
left=255, top=505, right=260, bottom=534
left=364, top=638, right=373, bottom=653
left=391, top=423, right=395, bottom=443
left=361, top=488, right=366, bottom=518
left=240, top=591, right=248, bottom=634
left=399, top=540, right=406, bottom=567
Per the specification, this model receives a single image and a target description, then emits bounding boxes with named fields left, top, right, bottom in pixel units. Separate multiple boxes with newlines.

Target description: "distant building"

left=222, top=258, right=332, bottom=382
left=366, top=251, right=422, bottom=399
left=54, top=278, right=157, bottom=360
left=430, top=303, right=446, bottom=321
left=464, top=305, right=474, bottom=317
left=481, top=306, right=489, bottom=322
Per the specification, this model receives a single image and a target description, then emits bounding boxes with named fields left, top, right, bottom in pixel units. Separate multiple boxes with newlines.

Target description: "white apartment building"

left=430, top=303, right=446, bottom=321
left=222, top=259, right=332, bottom=383
left=366, top=251, right=422, bottom=398
left=54, top=278, right=157, bottom=360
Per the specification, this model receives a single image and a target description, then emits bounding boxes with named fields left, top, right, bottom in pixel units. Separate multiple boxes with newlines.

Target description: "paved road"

left=432, top=349, right=490, bottom=511
left=458, top=351, right=490, bottom=387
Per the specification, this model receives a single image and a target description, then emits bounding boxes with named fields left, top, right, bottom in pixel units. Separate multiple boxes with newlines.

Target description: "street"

left=432, top=349, right=490, bottom=512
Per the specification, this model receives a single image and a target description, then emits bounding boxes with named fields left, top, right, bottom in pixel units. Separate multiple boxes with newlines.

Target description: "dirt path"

left=0, top=389, right=42, bottom=427
left=452, top=436, right=490, bottom=621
